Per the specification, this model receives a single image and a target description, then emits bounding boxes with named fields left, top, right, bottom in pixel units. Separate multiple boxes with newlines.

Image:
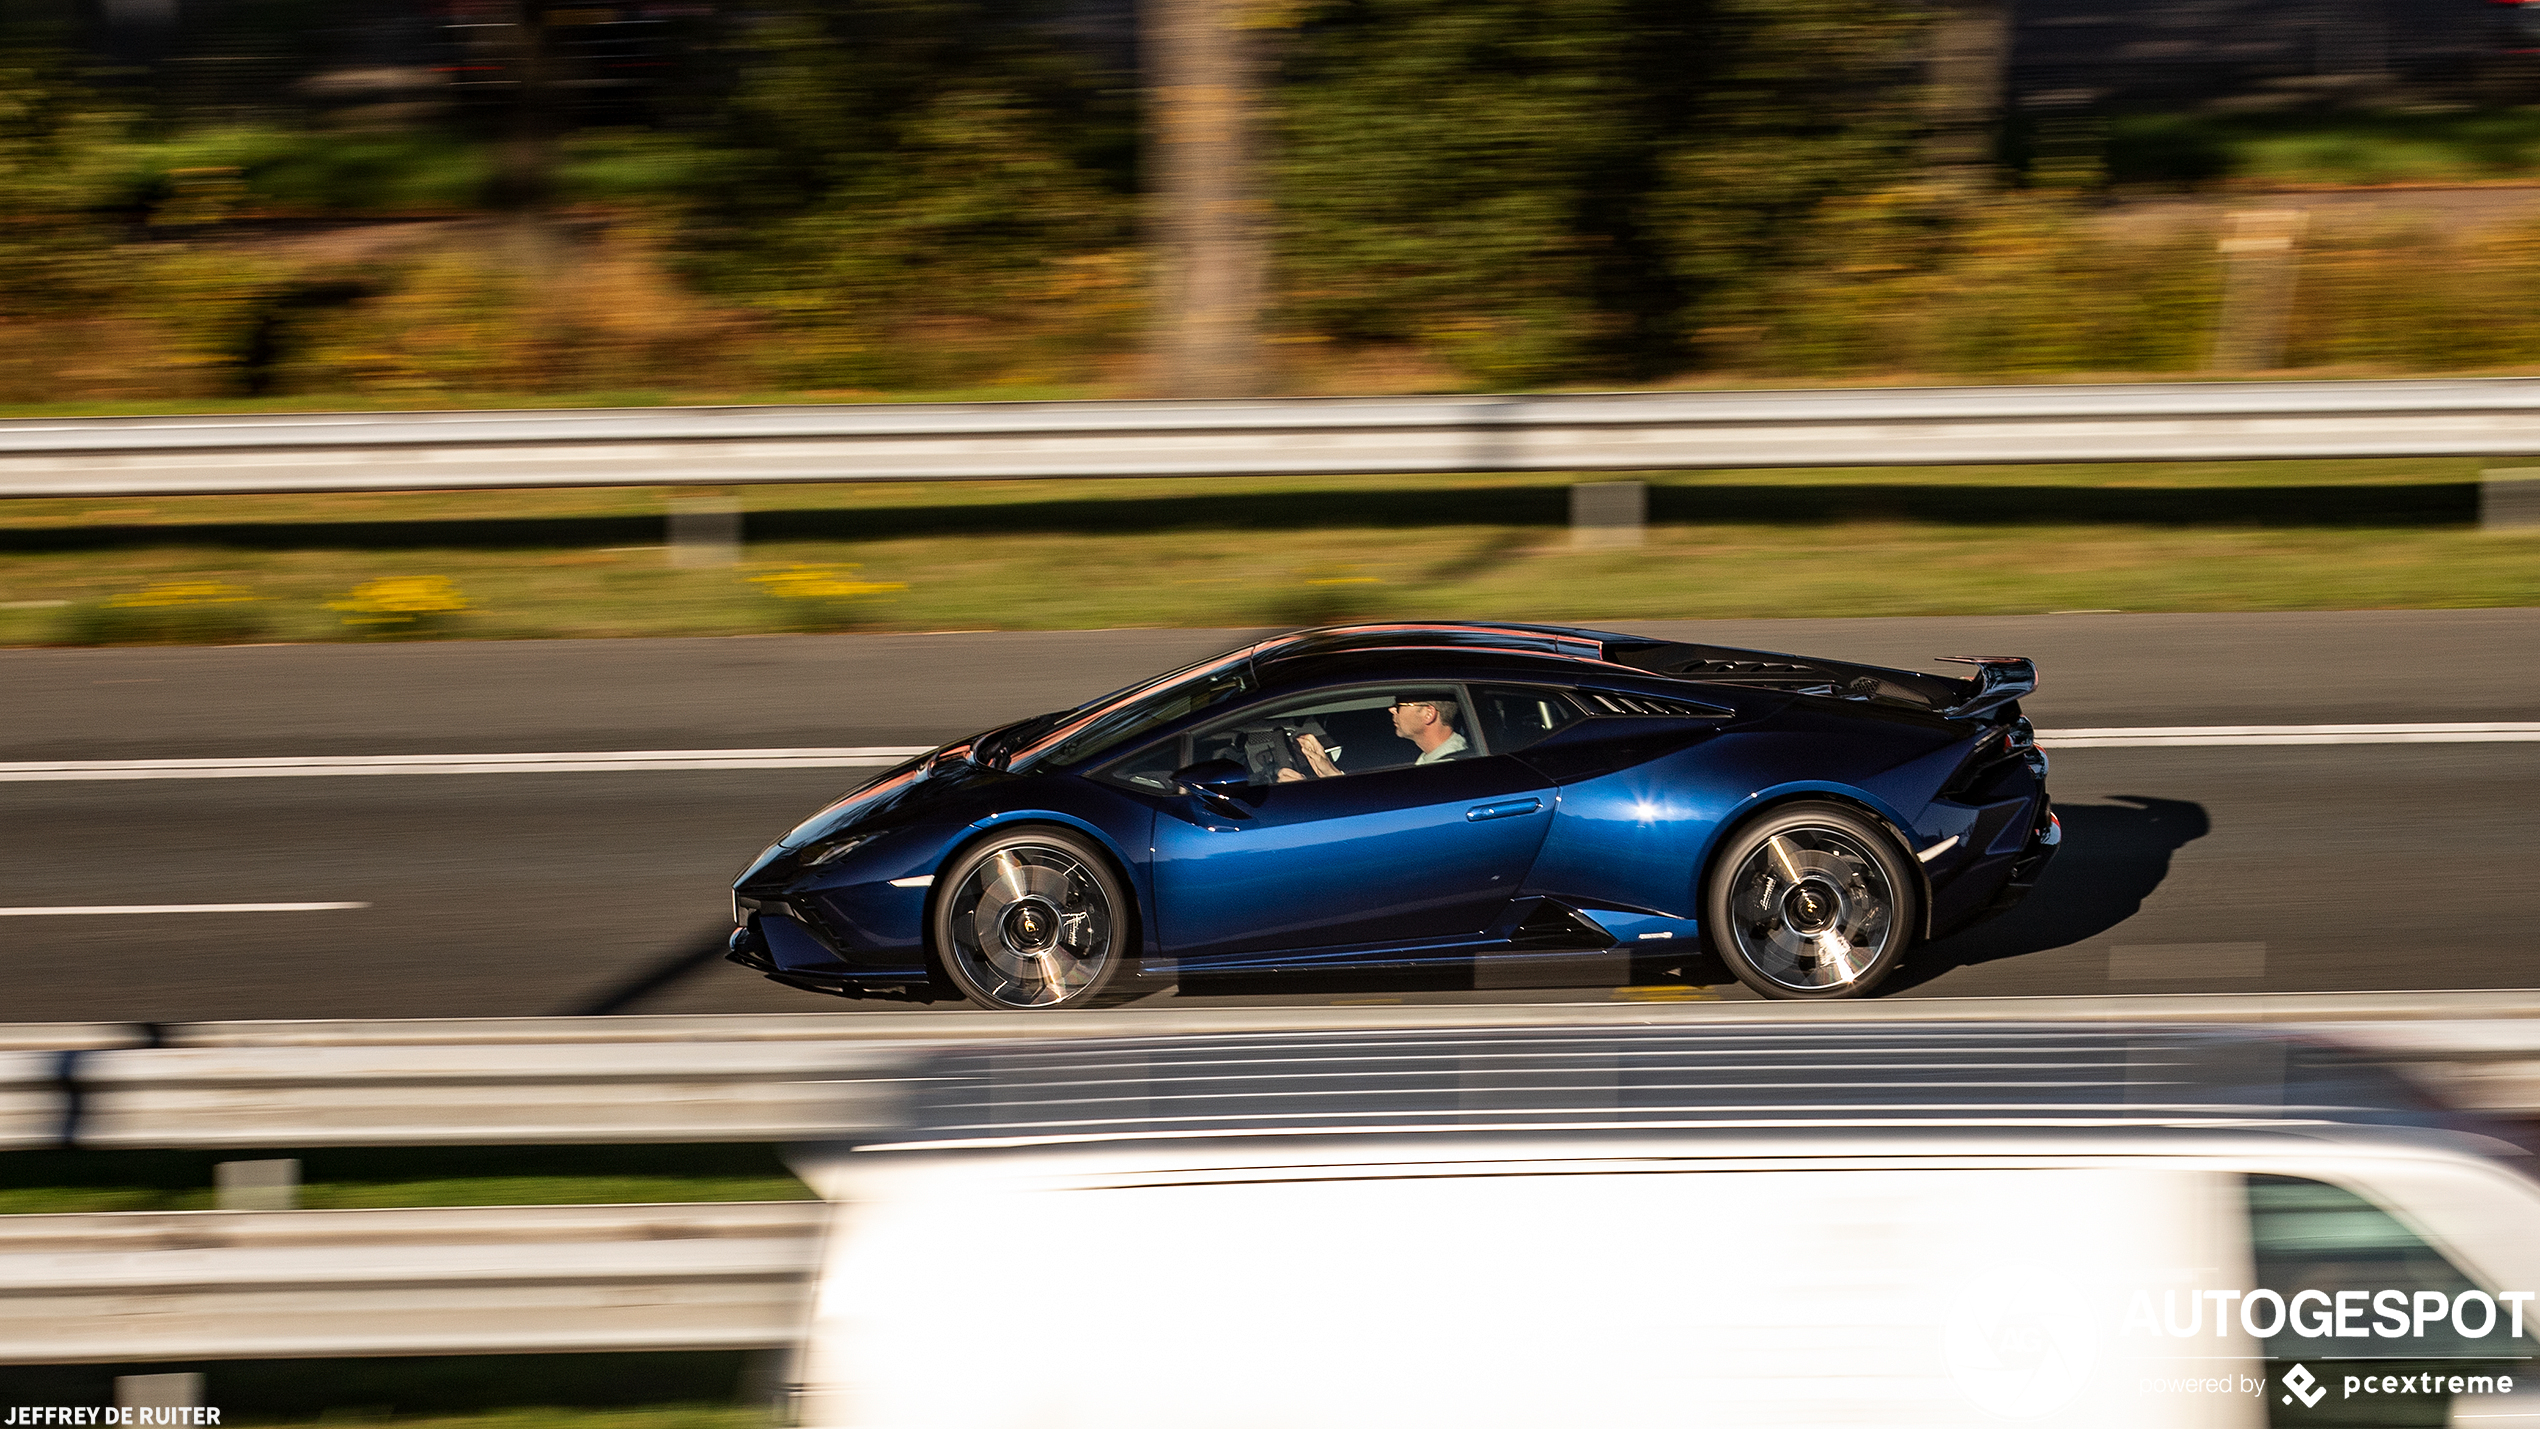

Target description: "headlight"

left=732, top=893, right=762, bottom=926
left=804, top=831, right=880, bottom=867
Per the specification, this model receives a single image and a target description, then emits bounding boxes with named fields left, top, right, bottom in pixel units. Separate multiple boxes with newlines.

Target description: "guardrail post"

left=216, top=1158, right=299, bottom=1210
left=116, top=1374, right=205, bottom=1411
left=1571, top=480, right=1646, bottom=550
left=739, top=1346, right=801, bottom=1412
left=2483, top=465, right=2540, bottom=531
left=669, top=496, right=742, bottom=567
left=2210, top=210, right=2307, bottom=372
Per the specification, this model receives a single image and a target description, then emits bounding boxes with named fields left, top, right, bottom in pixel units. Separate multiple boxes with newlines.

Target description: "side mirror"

left=1173, top=758, right=1252, bottom=801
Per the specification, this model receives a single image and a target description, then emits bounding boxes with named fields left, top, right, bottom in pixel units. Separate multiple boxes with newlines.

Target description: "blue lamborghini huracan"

left=727, top=623, right=2057, bottom=1006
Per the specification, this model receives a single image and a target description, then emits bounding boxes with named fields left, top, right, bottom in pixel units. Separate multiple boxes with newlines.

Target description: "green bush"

left=1730, top=190, right=2222, bottom=379
left=54, top=580, right=268, bottom=645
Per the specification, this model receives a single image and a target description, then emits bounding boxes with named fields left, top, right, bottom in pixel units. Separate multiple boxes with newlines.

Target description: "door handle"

left=1465, top=797, right=1543, bottom=822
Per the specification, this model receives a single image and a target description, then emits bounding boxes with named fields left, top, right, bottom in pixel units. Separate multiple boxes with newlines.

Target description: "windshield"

left=1012, top=651, right=1259, bottom=771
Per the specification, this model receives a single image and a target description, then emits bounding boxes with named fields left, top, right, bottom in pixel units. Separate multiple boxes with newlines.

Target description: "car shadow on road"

left=1879, top=795, right=2211, bottom=995
left=561, top=926, right=746, bottom=1015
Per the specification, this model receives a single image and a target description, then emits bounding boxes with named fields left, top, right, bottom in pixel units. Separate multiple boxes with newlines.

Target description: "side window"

left=1101, top=738, right=1187, bottom=794
left=2246, top=1175, right=2536, bottom=1425
left=1471, top=684, right=1583, bottom=756
left=1188, top=685, right=1474, bottom=786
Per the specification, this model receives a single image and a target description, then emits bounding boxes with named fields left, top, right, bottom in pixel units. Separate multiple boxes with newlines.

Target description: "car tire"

left=931, top=827, right=1136, bottom=1011
left=1703, top=802, right=1916, bottom=1000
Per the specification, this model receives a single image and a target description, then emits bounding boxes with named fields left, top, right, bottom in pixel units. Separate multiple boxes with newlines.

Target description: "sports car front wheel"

left=1704, top=803, right=1916, bottom=1000
left=932, top=829, right=1132, bottom=1010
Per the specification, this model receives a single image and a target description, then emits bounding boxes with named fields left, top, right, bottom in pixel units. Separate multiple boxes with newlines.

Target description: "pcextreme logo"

left=2274, top=1363, right=2519, bottom=1410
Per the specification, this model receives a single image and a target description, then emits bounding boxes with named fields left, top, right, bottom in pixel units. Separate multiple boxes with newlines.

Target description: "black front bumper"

left=726, top=919, right=872, bottom=999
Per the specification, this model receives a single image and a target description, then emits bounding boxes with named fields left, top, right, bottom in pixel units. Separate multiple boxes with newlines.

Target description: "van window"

left=2247, top=1175, right=2535, bottom=1427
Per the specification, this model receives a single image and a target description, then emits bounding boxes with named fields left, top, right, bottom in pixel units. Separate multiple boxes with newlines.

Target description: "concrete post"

left=116, top=1375, right=205, bottom=1411
left=2483, top=466, right=2540, bottom=531
left=2210, top=210, right=2308, bottom=372
left=738, top=1347, right=800, bottom=1414
left=669, top=496, right=742, bottom=568
left=215, top=1158, right=299, bottom=1211
left=1571, top=480, right=1647, bottom=550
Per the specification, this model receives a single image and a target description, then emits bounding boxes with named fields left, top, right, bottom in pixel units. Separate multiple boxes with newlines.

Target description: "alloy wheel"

left=944, top=842, right=1117, bottom=1008
left=1722, top=824, right=1899, bottom=995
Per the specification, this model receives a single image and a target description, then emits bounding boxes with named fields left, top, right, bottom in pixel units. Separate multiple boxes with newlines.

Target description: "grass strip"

left=2105, top=108, right=2540, bottom=188
left=0, top=459, right=2530, bottom=644
left=0, top=1145, right=813, bottom=1216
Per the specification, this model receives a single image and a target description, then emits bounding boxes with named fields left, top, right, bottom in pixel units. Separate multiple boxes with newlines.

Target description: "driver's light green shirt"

left=1413, top=732, right=1470, bottom=765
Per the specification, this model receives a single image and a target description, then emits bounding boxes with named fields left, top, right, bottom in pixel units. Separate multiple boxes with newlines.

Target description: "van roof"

left=863, top=1022, right=2486, bottom=1155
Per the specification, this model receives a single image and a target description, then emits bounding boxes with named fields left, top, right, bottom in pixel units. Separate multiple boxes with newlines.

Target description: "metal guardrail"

left=8, top=991, right=2540, bottom=1150
left=8, top=378, right=2540, bottom=497
left=0, top=1200, right=822, bottom=1364
left=0, top=1041, right=919, bottom=1150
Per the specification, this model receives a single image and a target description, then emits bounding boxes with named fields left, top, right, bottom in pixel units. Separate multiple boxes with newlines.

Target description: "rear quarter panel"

left=1520, top=704, right=1972, bottom=919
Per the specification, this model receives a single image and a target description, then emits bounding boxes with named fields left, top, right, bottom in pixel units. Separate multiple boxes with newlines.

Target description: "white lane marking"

left=0, top=902, right=371, bottom=916
left=0, top=747, right=935, bottom=781
left=2037, top=723, right=2540, bottom=748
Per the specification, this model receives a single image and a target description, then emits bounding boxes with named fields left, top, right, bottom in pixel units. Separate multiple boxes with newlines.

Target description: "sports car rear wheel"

left=1704, top=803, right=1915, bottom=1000
left=933, top=829, right=1131, bottom=1010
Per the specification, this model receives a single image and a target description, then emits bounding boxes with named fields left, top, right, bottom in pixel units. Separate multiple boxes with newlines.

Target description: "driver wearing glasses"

left=1275, top=695, right=1468, bottom=782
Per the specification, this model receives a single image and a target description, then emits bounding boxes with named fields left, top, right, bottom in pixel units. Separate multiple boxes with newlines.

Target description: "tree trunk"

left=1144, top=0, right=1266, bottom=398
left=1923, top=0, right=2014, bottom=194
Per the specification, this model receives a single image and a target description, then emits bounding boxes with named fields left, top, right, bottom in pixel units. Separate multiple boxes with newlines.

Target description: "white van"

left=790, top=1024, right=2540, bottom=1428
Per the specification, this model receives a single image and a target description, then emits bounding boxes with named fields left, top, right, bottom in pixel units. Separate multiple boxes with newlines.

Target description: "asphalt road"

left=2, top=609, right=2534, bottom=1023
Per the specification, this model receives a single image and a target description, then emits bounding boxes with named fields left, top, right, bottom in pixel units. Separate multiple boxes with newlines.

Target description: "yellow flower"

left=329, top=576, right=470, bottom=625
left=107, top=581, right=256, bottom=608
left=749, top=565, right=909, bottom=600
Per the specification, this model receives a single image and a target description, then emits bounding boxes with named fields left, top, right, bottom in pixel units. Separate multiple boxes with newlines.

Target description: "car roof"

left=853, top=1022, right=2497, bottom=1158
left=1244, top=623, right=1980, bottom=714
left=1245, top=621, right=1651, bottom=674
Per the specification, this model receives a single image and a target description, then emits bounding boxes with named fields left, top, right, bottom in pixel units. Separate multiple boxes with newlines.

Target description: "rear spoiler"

left=1935, top=656, right=2036, bottom=722
left=1604, top=639, right=2034, bottom=723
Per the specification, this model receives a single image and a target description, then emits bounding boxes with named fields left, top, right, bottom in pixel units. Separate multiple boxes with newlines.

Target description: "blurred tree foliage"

left=0, top=49, right=133, bottom=320
left=1269, top=0, right=1936, bottom=385
left=673, top=2, right=1141, bottom=388
left=6, top=0, right=2540, bottom=402
left=0, top=47, right=166, bottom=402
